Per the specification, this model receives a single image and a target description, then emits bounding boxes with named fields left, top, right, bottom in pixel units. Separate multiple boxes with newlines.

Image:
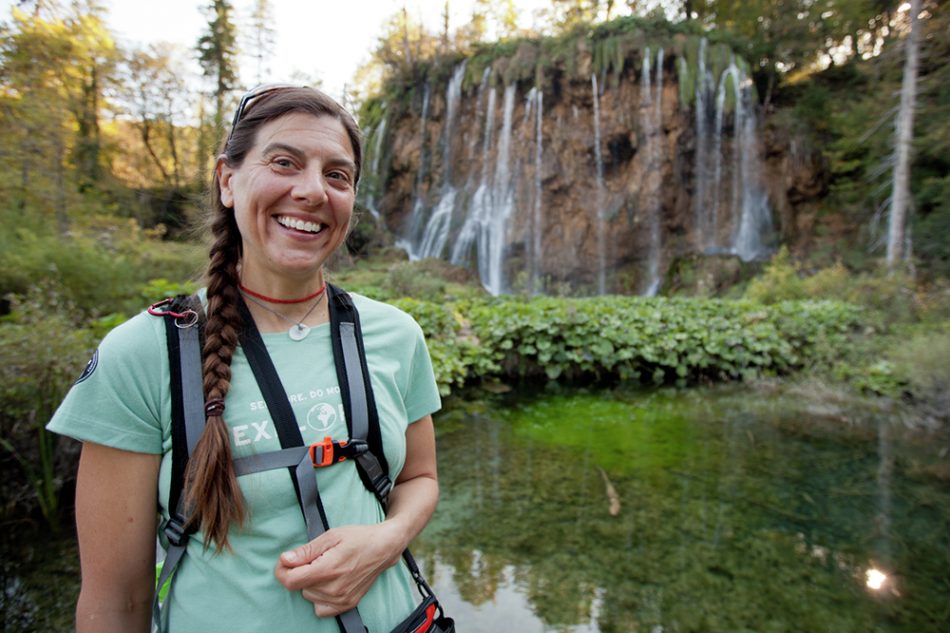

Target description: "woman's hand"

left=274, top=521, right=405, bottom=616
left=274, top=415, right=439, bottom=617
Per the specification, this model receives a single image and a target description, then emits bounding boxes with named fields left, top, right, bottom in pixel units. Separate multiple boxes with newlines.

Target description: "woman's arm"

left=274, top=415, right=439, bottom=616
left=74, top=442, right=161, bottom=633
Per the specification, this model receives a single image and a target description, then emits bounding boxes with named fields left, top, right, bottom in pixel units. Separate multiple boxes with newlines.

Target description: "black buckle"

left=372, top=474, right=393, bottom=500
left=163, top=515, right=189, bottom=547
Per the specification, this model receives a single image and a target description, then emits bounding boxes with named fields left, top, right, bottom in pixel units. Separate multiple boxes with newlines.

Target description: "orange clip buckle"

left=309, top=436, right=349, bottom=468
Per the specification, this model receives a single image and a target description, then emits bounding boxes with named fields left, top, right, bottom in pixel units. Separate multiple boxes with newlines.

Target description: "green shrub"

left=0, top=288, right=97, bottom=528
left=0, top=216, right=204, bottom=321
left=889, top=325, right=950, bottom=415
left=395, top=295, right=866, bottom=395
left=744, top=247, right=806, bottom=303
left=387, top=261, right=448, bottom=301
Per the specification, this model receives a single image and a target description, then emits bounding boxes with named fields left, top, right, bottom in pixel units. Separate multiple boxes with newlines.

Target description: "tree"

left=120, top=45, right=193, bottom=188
left=546, top=0, right=602, bottom=31
left=0, top=2, right=117, bottom=227
left=248, top=0, right=275, bottom=85
left=197, top=0, right=239, bottom=139
left=67, top=3, right=118, bottom=193
left=886, top=0, right=921, bottom=268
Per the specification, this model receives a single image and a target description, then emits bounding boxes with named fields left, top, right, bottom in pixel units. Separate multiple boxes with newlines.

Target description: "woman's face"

left=217, top=112, right=356, bottom=288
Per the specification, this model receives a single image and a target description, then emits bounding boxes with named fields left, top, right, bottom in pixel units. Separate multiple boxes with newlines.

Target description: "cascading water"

left=451, top=81, right=496, bottom=269
left=384, top=36, right=774, bottom=297
left=640, top=47, right=664, bottom=297
left=531, top=87, right=544, bottom=295
left=692, top=41, right=774, bottom=261
left=361, top=113, right=387, bottom=218
left=396, top=84, right=431, bottom=258
left=731, top=71, right=773, bottom=260
left=450, top=81, right=517, bottom=295
left=591, top=74, right=607, bottom=295
left=482, top=84, right=517, bottom=295
left=414, top=62, right=467, bottom=259
left=693, top=38, right=714, bottom=250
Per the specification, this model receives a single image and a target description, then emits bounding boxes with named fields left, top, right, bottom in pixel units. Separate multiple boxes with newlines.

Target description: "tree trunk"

left=402, top=5, right=413, bottom=67
left=886, top=0, right=921, bottom=268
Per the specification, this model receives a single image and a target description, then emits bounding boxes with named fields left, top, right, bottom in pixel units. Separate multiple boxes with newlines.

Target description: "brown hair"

left=185, top=87, right=363, bottom=549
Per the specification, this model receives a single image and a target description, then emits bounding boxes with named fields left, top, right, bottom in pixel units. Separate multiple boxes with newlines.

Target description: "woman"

left=48, top=86, right=442, bottom=632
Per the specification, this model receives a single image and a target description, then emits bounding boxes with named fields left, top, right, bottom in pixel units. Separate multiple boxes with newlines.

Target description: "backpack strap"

left=235, top=292, right=366, bottom=633
left=326, top=285, right=446, bottom=626
left=326, top=284, right=392, bottom=503
left=153, top=287, right=449, bottom=633
left=151, top=295, right=206, bottom=632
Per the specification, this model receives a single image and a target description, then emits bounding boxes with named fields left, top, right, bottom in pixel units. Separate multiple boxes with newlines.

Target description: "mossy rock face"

left=662, top=254, right=759, bottom=297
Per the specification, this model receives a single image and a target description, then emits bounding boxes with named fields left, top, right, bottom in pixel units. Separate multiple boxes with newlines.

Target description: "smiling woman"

left=46, top=86, right=453, bottom=633
left=218, top=112, right=357, bottom=297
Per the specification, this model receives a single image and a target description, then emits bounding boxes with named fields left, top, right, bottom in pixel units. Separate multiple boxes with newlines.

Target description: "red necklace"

left=238, top=282, right=327, bottom=305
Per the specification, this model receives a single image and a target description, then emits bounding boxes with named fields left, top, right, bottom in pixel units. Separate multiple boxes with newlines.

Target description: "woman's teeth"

left=276, top=216, right=325, bottom=234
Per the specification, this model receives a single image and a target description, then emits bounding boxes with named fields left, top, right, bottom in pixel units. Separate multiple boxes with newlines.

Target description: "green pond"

left=3, top=385, right=948, bottom=632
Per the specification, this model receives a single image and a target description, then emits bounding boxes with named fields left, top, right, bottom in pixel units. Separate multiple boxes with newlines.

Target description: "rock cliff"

left=360, top=28, right=825, bottom=295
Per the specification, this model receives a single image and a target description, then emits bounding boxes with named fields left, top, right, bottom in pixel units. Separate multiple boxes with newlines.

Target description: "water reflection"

left=3, top=386, right=947, bottom=632
left=415, top=386, right=950, bottom=633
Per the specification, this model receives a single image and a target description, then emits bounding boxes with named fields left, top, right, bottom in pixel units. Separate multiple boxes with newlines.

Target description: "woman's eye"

left=272, top=158, right=295, bottom=169
left=328, top=171, right=351, bottom=183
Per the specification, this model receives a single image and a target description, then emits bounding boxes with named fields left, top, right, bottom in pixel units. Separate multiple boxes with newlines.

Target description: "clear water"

left=414, top=385, right=950, bottom=633
left=4, top=385, right=948, bottom=632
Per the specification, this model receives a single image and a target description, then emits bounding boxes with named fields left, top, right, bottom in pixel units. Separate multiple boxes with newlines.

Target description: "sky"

left=16, top=0, right=550, bottom=103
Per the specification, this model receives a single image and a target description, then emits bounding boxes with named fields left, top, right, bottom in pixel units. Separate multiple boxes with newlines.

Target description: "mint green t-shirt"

left=48, top=293, right=441, bottom=633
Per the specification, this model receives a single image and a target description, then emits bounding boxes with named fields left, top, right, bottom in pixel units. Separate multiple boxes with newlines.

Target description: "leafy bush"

left=0, top=288, right=97, bottom=528
left=387, top=261, right=448, bottom=301
left=746, top=250, right=924, bottom=326
left=744, top=247, right=806, bottom=303
left=396, top=295, right=866, bottom=395
left=889, top=326, right=950, bottom=418
left=0, top=215, right=204, bottom=320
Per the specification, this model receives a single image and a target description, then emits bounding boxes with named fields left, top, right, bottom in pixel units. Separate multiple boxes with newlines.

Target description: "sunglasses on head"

left=227, top=83, right=299, bottom=143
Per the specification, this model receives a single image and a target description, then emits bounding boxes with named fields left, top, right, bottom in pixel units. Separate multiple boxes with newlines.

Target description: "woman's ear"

left=216, top=157, right=235, bottom=208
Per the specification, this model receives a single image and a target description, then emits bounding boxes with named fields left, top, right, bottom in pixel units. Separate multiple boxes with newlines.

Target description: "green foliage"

left=396, top=294, right=866, bottom=396
left=0, top=213, right=204, bottom=320
left=386, top=260, right=448, bottom=301
left=0, top=288, right=97, bottom=528
left=196, top=0, right=239, bottom=129
left=745, top=250, right=923, bottom=325
left=744, top=247, right=806, bottom=303
left=888, top=325, right=950, bottom=412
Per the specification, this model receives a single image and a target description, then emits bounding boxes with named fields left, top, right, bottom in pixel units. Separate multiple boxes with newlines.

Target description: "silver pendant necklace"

left=240, top=290, right=326, bottom=340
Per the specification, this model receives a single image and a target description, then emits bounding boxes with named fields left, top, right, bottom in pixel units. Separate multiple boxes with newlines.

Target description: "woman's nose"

left=292, top=170, right=329, bottom=208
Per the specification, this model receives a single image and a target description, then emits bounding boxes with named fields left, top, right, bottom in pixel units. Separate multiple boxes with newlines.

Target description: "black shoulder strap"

left=160, top=288, right=449, bottom=633
left=164, top=295, right=206, bottom=522
left=326, top=283, right=392, bottom=502
left=156, top=294, right=206, bottom=631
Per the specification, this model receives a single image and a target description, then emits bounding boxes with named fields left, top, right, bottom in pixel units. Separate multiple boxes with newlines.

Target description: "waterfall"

left=693, top=38, right=713, bottom=250
left=710, top=63, right=734, bottom=253
left=731, top=69, right=774, bottom=260
left=362, top=113, right=387, bottom=218
left=531, top=87, right=544, bottom=295
left=415, top=61, right=467, bottom=259
left=450, top=82, right=517, bottom=295
left=451, top=82, right=496, bottom=268
left=693, top=42, right=774, bottom=261
left=592, top=74, right=606, bottom=295
left=641, top=47, right=664, bottom=297
left=395, top=83, right=431, bottom=258
left=380, top=38, right=774, bottom=296
left=483, top=84, right=517, bottom=295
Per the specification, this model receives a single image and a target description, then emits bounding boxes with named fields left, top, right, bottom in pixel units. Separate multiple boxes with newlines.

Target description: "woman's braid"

left=184, top=210, right=246, bottom=550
